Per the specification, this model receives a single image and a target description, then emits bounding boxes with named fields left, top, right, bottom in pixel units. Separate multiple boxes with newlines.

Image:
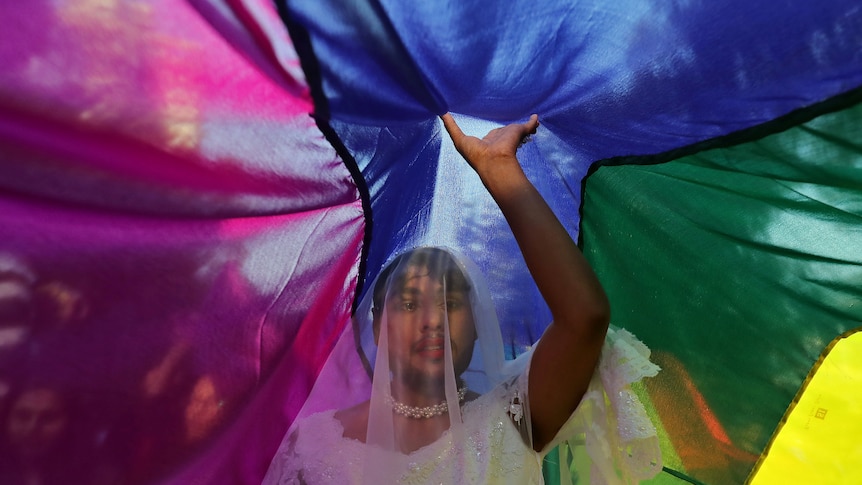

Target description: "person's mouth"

left=415, top=338, right=446, bottom=358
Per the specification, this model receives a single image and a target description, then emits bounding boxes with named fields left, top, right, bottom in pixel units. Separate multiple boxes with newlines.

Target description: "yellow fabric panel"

left=749, top=329, right=862, bottom=485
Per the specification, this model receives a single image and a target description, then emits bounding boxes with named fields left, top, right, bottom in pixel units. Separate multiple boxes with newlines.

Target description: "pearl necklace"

left=385, top=387, right=468, bottom=419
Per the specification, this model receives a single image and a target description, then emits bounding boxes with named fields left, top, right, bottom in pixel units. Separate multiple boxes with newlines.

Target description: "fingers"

left=517, top=115, right=539, bottom=147
left=440, top=113, right=465, bottom=144
left=524, top=114, right=539, bottom=135
left=442, top=113, right=540, bottom=151
left=504, top=114, right=539, bottom=141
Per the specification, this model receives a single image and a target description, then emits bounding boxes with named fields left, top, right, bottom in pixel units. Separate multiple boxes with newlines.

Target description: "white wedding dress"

left=266, top=328, right=661, bottom=485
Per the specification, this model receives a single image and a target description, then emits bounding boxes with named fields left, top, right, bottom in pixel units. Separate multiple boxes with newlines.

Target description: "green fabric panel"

left=581, top=100, right=862, bottom=485
left=542, top=447, right=563, bottom=484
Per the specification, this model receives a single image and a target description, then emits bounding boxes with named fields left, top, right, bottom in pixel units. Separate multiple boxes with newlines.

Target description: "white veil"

left=263, top=246, right=522, bottom=483
left=263, top=246, right=662, bottom=484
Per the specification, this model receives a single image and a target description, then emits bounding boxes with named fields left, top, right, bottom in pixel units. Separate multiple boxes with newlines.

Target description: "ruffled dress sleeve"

left=540, top=327, right=662, bottom=485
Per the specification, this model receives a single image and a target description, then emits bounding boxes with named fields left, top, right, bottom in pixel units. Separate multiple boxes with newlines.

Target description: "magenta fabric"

left=1, top=2, right=362, bottom=484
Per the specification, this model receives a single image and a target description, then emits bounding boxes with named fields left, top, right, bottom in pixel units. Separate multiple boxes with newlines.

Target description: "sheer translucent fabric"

left=263, top=247, right=661, bottom=484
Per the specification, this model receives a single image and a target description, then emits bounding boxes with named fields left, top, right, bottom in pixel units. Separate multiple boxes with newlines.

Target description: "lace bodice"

left=275, top=373, right=542, bottom=484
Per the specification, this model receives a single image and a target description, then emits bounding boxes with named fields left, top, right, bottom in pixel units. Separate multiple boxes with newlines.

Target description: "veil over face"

left=359, top=247, right=519, bottom=469
left=264, top=247, right=530, bottom=483
left=263, top=246, right=662, bottom=484
left=360, top=247, right=508, bottom=395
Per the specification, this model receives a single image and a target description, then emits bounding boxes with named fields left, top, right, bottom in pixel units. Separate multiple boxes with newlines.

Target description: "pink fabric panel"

left=0, top=1, right=362, bottom=484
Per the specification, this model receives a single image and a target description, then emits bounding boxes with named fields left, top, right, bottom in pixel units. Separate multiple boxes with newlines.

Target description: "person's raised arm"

left=441, top=113, right=610, bottom=452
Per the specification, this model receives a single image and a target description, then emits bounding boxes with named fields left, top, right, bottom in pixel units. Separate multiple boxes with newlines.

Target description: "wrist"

left=478, top=159, right=531, bottom=198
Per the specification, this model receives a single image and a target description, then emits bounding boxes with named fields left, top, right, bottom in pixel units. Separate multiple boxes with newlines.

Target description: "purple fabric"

left=1, top=2, right=361, bottom=484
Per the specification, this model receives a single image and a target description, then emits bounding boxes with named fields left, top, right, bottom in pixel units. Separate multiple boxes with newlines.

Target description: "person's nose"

left=422, top=305, right=445, bottom=331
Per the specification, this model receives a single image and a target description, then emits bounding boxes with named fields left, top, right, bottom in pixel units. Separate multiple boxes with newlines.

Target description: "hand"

left=441, top=113, right=539, bottom=177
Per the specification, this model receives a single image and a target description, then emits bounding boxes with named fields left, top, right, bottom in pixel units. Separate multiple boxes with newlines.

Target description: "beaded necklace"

left=385, top=387, right=468, bottom=419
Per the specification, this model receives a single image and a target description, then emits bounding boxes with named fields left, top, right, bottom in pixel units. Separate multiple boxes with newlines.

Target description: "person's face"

left=6, top=388, right=69, bottom=459
left=184, top=375, right=223, bottom=443
left=0, top=280, right=33, bottom=349
left=379, top=265, right=476, bottom=384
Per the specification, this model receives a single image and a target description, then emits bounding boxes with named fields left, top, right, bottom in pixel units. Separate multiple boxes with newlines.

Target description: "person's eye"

left=446, top=299, right=463, bottom=310
left=400, top=301, right=416, bottom=311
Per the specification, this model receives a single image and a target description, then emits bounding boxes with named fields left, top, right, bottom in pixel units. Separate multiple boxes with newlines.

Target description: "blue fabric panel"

left=287, top=0, right=862, bottom=351
left=289, top=0, right=862, bottom=148
left=283, top=0, right=862, bottom=353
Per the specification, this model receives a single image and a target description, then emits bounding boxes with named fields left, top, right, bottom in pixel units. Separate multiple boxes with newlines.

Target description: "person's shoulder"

left=333, top=400, right=370, bottom=442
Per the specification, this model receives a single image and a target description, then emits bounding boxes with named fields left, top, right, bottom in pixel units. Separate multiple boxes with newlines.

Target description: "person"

left=0, top=253, right=37, bottom=353
left=0, top=385, right=72, bottom=485
left=0, top=379, right=127, bottom=485
left=263, top=114, right=661, bottom=484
